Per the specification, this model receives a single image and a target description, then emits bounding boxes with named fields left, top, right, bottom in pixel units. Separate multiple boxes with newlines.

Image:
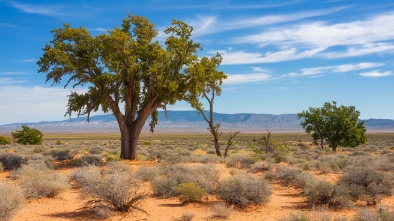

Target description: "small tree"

left=11, top=126, right=43, bottom=145
left=298, top=101, right=367, bottom=151
left=186, top=54, right=227, bottom=157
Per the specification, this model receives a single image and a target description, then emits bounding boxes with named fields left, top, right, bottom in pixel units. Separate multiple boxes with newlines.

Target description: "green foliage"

left=37, top=14, right=225, bottom=160
left=298, top=101, right=367, bottom=151
left=177, top=182, right=205, bottom=203
left=0, top=136, right=12, bottom=145
left=11, top=126, right=43, bottom=145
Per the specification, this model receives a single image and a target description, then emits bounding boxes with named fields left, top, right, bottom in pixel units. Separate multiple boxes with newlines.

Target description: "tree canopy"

left=37, top=14, right=225, bottom=160
left=298, top=101, right=367, bottom=151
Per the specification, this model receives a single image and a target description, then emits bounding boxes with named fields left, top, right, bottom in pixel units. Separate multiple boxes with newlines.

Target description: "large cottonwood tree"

left=38, top=14, right=222, bottom=160
left=298, top=101, right=367, bottom=151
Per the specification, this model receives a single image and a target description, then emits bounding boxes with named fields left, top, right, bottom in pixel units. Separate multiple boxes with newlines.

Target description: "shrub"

left=225, top=154, right=257, bottom=168
left=151, top=164, right=220, bottom=198
left=210, top=202, right=233, bottom=219
left=11, top=126, right=43, bottom=145
left=177, top=182, right=205, bottom=203
left=74, top=162, right=144, bottom=212
left=73, top=155, right=104, bottom=166
left=0, top=136, right=12, bottom=145
left=279, top=212, right=310, bottom=221
left=305, top=180, right=351, bottom=209
left=266, top=165, right=302, bottom=186
left=0, top=163, right=3, bottom=173
left=249, top=161, right=272, bottom=173
left=174, top=212, right=195, bottom=221
left=339, top=166, right=393, bottom=205
left=14, top=164, right=69, bottom=198
left=136, top=165, right=163, bottom=181
left=216, top=173, right=271, bottom=206
left=50, top=149, right=74, bottom=160
left=0, top=153, right=25, bottom=170
left=0, top=183, right=23, bottom=221
left=353, top=207, right=394, bottom=221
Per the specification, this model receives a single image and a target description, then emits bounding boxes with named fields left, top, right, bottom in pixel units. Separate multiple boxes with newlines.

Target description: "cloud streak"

left=359, top=71, right=392, bottom=78
left=4, top=0, right=68, bottom=17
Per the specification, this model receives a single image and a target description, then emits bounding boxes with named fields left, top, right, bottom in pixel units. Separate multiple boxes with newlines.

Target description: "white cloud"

left=0, top=77, right=25, bottom=85
left=188, top=7, right=346, bottom=37
left=235, top=12, right=394, bottom=60
left=299, top=62, right=385, bottom=76
left=5, top=0, right=67, bottom=17
left=224, top=73, right=270, bottom=85
left=0, top=86, right=90, bottom=124
left=0, top=72, right=25, bottom=75
left=359, top=71, right=392, bottom=78
left=214, top=47, right=326, bottom=64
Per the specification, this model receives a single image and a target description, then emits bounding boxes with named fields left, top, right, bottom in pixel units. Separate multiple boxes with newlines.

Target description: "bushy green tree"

left=298, top=101, right=366, bottom=151
left=11, top=126, right=43, bottom=145
left=37, top=14, right=225, bottom=160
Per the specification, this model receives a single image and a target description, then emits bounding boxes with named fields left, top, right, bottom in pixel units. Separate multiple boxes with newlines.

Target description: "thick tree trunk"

left=120, top=120, right=146, bottom=160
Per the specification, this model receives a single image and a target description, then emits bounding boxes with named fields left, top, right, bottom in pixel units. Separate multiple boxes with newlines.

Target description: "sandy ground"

left=1, top=163, right=393, bottom=221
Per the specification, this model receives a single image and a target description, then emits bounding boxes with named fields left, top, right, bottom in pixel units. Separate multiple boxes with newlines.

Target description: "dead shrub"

left=210, top=202, right=234, bottom=219
left=14, top=164, right=69, bottom=198
left=0, top=183, right=23, bottom=221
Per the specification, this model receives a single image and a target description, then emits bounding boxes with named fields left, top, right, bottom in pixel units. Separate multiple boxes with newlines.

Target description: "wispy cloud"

left=213, top=47, right=326, bottom=64
left=224, top=73, right=270, bottom=85
left=234, top=12, right=394, bottom=61
left=0, top=77, right=25, bottom=85
left=4, top=0, right=68, bottom=17
left=0, top=71, right=25, bottom=75
left=16, top=59, right=36, bottom=63
left=189, top=7, right=346, bottom=37
left=297, top=62, right=385, bottom=77
left=88, top=28, right=108, bottom=32
left=359, top=70, right=392, bottom=78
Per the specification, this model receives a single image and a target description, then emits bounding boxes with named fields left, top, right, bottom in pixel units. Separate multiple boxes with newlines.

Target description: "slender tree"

left=186, top=54, right=227, bottom=156
left=298, top=101, right=367, bottom=151
left=38, top=14, right=215, bottom=160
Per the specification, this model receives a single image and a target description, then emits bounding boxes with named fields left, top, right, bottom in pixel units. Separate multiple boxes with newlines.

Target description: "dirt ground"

left=2, top=161, right=393, bottom=221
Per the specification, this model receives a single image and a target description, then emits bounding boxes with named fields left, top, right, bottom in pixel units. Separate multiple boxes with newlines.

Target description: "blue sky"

left=1, top=0, right=394, bottom=125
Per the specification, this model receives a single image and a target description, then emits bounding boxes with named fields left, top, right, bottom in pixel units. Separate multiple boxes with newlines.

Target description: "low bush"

left=266, top=165, right=302, bottom=186
left=0, top=183, right=23, bottom=221
left=50, top=149, right=74, bottom=161
left=216, top=173, right=271, bottom=206
left=135, top=165, right=163, bottom=182
left=174, top=212, right=195, bottom=221
left=249, top=161, right=272, bottom=173
left=0, top=136, right=12, bottom=145
left=14, top=164, right=69, bottom=198
left=339, top=166, right=393, bottom=205
left=178, top=182, right=205, bottom=203
left=353, top=207, right=394, bottom=221
left=210, top=202, right=233, bottom=219
left=225, top=154, right=257, bottom=168
left=73, top=162, right=144, bottom=212
left=0, top=153, right=26, bottom=170
left=151, top=164, right=220, bottom=198
left=305, top=180, right=351, bottom=209
left=73, top=155, right=104, bottom=166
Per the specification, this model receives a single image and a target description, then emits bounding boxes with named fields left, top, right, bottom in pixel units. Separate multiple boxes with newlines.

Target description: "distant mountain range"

left=1, top=111, right=393, bottom=133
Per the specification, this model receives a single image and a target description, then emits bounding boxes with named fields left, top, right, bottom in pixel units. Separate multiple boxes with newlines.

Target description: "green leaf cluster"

left=0, top=136, right=12, bottom=145
left=298, top=101, right=366, bottom=151
left=11, top=126, right=43, bottom=145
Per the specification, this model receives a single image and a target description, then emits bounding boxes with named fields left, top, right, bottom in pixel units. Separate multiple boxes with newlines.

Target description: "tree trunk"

left=119, top=117, right=148, bottom=160
left=213, top=133, right=221, bottom=157
left=320, top=137, right=324, bottom=150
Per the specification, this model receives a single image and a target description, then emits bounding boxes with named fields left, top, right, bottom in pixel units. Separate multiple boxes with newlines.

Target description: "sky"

left=1, top=0, right=394, bottom=125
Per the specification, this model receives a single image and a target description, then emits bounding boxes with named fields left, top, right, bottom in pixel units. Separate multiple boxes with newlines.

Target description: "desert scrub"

left=265, top=165, right=303, bottom=186
left=49, top=148, right=75, bottom=160
left=0, top=153, right=26, bottom=170
left=135, top=165, right=165, bottom=182
left=0, top=163, right=3, bottom=172
left=305, top=180, right=351, bottom=209
left=72, top=162, right=144, bottom=212
left=151, top=164, right=220, bottom=198
left=178, top=182, right=205, bottom=203
left=0, top=136, right=12, bottom=145
left=0, top=183, right=23, bottom=221
left=339, top=165, right=393, bottom=205
left=225, top=154, right=258, bottom=168
left=353, top=207, right=394, bottom=221
left=216, top=173, right=271, bottom=207
left=72, top=155, right=104, bottom=166
left=210, top=202, right=234, bottom=219
left=13, top=164, right=69, bottom=198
